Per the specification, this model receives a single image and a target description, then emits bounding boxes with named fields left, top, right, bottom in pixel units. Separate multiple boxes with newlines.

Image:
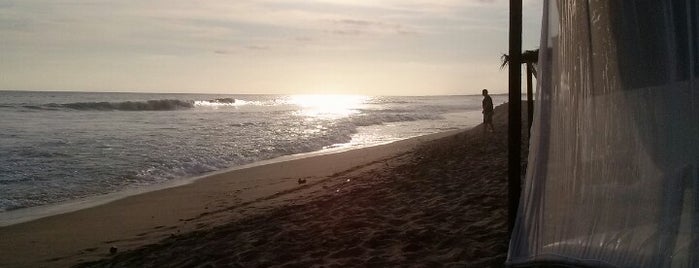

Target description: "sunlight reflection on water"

left=289, top=94, right=368, bottom=119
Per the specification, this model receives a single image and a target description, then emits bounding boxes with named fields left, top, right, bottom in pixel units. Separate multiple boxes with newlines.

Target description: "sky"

left=0, top=0, right=542, bottom=96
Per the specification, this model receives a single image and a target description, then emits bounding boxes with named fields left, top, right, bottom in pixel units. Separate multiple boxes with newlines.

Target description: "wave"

left=194, top=98, right=254, bottom=107
left=364, top=100, right=414, bottom=105
left=347, top=112, right=444, bottom=127
left=210, top=98, right=236, bottom=104
left=23, top=98, right=257, bottom=111
left=21, top=105, right=53, bottom=110
left=44, top=99, right=195, bottom=111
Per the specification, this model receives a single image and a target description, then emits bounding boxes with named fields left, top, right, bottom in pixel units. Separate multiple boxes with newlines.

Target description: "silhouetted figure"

left=482, top=89, right=495, bottom=134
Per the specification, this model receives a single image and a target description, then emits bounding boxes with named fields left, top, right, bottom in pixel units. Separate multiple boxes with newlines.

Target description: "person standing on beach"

left=482, top=89, right=495, bottom=134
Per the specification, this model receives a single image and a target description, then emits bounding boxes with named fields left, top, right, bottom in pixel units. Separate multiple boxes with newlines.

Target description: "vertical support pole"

left=690, top=166, right=698, bottom=268
left=526, top=63, right=534, bottom=132
left=508, top=0, right=523, bottom=235
left=685, top=1, right=697, bottom=267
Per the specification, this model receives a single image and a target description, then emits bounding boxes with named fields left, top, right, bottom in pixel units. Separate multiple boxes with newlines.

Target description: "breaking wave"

left=194, top=98, right=255, bottom=107
left=45, top=99, right=195, bottom=111
left=25, top=98, right=254, bottom=111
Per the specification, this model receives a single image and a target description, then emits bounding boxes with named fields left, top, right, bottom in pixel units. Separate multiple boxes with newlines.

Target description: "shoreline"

left=0, top=128, right=462, bottom=267
left=0, top=130, right=459, bottom=227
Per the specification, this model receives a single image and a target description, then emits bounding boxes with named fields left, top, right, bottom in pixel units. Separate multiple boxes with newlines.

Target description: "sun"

left=289, top=94, right=368, bottom=119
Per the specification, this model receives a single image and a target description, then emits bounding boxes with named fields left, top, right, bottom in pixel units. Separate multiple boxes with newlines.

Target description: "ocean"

left=0, top=91, right=505, bottom=222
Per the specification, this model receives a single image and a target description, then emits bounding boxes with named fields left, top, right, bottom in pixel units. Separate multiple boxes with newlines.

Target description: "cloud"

left=334, top=19, right=374, bottom=26
left=0, top=0, right=542, bottom=94
left=0, top=1, right=15, bottom=9
left=327, top=18, right=419, bottom=37
left=294, top=36, right=313, bottom=42
left=0, top=0, right=500, bottom=55
left=213, top=49, right=234, bottom=55
left=329, top=29, right=362, bottom=36
left=246, top=45, right=270, bottom=50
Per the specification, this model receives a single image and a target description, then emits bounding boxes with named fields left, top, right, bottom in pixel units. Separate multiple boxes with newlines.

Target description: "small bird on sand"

left=109, top=246, right=118, bottom=254
left=298, top=178, right=307, bottom=184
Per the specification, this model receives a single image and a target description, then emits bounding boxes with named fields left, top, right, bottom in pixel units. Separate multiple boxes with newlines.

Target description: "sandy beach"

left=0, top=103, right=526, bottom=267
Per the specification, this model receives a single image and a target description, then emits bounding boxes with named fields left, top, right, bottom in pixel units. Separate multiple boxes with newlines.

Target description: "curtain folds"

left=508, top=1, right=699, bottom=267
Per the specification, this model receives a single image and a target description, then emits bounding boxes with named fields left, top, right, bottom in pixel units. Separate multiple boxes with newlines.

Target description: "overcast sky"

left=0, top=0, right=542, bottom=95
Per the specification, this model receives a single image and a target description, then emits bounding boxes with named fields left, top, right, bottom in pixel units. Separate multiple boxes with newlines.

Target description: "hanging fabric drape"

left=508, top=0, right=698, bottom=267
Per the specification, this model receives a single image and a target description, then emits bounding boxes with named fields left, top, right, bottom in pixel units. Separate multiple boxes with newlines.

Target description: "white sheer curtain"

left=508, top=0, right=698, bottom=267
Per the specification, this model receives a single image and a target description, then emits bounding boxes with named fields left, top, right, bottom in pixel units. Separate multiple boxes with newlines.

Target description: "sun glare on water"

left=289, top=94, right=368, bottom=119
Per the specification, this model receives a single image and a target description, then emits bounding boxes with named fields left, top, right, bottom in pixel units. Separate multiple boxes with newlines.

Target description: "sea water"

left=0, top=91, right=505, bottom=219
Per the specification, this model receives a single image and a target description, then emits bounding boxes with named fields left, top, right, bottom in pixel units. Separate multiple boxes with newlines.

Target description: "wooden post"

left=508, top=0, right=523, bottom=235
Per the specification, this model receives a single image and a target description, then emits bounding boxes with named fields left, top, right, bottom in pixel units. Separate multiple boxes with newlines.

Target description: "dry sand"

left=0, top=103, right=527, bottom=268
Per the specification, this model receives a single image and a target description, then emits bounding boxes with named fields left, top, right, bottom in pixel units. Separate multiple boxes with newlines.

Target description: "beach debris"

left=109, top=246, right=118, bottom=255
left=298, top=178, right=307, bottom=184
